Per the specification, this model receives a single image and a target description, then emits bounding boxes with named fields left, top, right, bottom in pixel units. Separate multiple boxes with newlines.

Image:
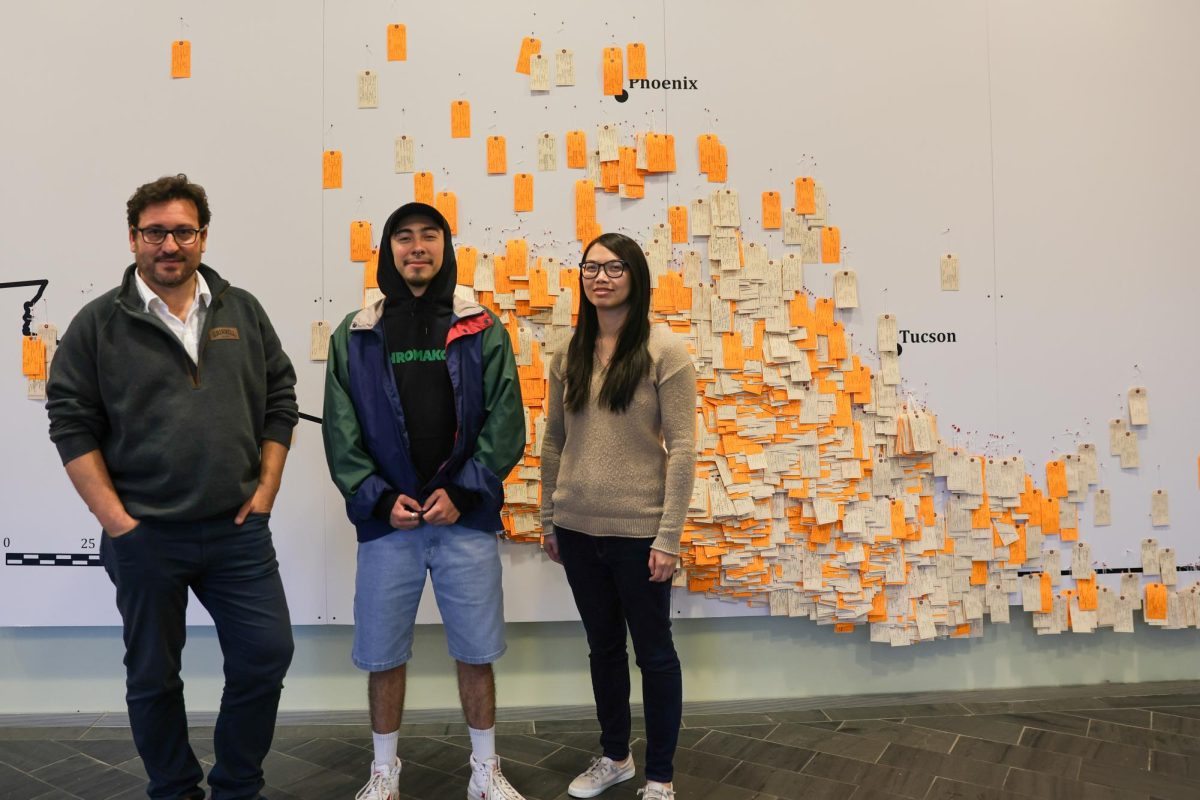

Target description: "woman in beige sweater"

left=542, top=233, right=697, bottom=800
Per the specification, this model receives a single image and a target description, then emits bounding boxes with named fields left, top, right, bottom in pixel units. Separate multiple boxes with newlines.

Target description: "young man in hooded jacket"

left=323, top=202, right=527, bottom=800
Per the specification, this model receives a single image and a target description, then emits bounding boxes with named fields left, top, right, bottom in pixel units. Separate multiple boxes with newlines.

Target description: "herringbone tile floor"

left=4, top=680, right=1200, bottom=799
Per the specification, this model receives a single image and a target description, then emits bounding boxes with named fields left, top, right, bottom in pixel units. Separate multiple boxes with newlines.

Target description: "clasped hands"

left=389, top=488, right=460, bottom=529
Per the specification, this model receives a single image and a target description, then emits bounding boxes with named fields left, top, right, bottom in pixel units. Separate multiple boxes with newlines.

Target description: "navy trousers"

left=555, top=528, right=682, bottom=783
left=100, top=512, right=294, bottom=800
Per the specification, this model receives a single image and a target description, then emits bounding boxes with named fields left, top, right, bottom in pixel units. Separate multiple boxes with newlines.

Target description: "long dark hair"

left=564, top=232, right=653, bottom=413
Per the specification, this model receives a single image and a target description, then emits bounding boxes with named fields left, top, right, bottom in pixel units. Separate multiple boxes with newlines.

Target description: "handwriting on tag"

left=394, top=136, right=414, bottom=173
left=556, top=49, right=575, bottom=85
left=387, top=24, right=406, bottom=61
left=1150, top=489, right=1169, bottom=527
left=940, top=253, right=960, bottom=291
left=1128, top=386, right=1150, bottom=426
left=358, top=70, right=379, bottom=108
left=833, top=270, right=858, bottom=309
left=310, top=321, right=332, bottom=361
left=171, top=40, right=191, bottom=79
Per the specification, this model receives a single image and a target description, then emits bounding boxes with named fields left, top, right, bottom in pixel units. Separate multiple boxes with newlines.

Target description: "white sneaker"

left=356, top=758, right=401, bottom=800
left=568, top=755, right=636, bottom=798
left=467, top=754, right=526, bottom=800
left=637, top=781, right=675, bottom=800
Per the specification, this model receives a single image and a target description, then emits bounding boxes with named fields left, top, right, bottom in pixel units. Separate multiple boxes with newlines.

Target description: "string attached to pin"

left=1, top=280, right=49, bottom=336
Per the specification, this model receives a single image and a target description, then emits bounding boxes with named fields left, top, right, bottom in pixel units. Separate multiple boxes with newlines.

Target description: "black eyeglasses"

left=579, top=260, right=627, bottom=278
left=134, top=226, right=206, bottom=245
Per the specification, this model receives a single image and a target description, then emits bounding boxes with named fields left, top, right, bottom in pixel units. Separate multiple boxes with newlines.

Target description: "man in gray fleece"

left=46, top=174, right=298, bottom=800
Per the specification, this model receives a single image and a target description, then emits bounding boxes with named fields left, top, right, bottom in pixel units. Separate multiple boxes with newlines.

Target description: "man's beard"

left=140, top=257, right=198, bottom=289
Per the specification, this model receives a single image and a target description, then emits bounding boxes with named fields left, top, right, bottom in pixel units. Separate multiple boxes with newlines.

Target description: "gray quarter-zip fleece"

left=47, top=264, right=298, bottom=521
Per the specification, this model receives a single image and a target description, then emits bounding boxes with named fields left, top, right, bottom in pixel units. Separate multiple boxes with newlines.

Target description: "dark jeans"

left=100, top=513, right=294, bottom=800
left=556, top=528, right=682, bottom=783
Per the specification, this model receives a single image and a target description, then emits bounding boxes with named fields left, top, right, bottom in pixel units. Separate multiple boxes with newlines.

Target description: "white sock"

left=372, top=729, right=399, bottom=769
left=468, top=725, right=496, bottom=764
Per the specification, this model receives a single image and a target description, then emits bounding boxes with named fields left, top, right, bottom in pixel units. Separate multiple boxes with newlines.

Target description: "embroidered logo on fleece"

left=209, top=327, right=240, bottom=341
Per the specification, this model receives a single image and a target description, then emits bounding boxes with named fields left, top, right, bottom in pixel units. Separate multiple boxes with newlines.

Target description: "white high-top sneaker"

left=467, top=754, right=526, bottom=800
left=355, top=758, right=401, bottom=800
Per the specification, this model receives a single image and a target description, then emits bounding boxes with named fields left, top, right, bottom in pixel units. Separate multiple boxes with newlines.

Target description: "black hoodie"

left=373, top=202, right=476, bottom=516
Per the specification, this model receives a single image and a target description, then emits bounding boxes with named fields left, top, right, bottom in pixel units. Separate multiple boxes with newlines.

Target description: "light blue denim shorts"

left=352, top=522, right=507, bottom=671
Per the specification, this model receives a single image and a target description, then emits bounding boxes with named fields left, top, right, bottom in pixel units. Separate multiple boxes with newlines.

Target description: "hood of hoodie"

left=376, top=202, right=457, bottom=314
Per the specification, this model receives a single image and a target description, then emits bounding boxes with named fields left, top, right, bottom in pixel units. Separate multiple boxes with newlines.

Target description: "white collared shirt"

left=134, top=271, right=212, bottom=364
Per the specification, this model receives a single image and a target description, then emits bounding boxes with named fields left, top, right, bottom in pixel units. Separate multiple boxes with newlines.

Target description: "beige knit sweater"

left=540, top=325, right=697, bottom=554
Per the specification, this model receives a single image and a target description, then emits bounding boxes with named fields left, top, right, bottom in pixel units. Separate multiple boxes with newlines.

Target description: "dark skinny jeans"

left=556, top=528, right=682, bottom=783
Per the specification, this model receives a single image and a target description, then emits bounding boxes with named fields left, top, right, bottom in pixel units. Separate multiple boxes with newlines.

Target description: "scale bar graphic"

left=5, top=552, right=101, bottom=567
